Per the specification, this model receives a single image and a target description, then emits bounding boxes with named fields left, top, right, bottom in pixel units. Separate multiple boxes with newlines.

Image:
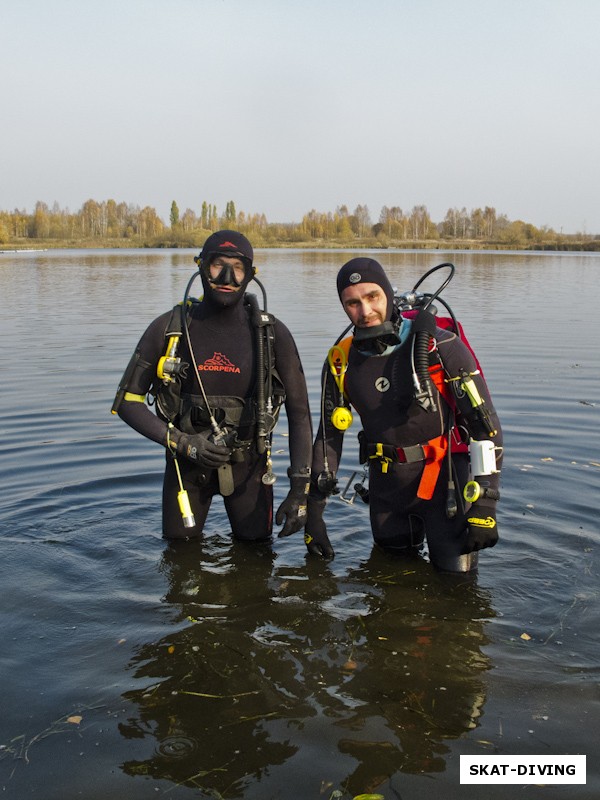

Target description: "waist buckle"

left=395, top=444, right=426, bottom=464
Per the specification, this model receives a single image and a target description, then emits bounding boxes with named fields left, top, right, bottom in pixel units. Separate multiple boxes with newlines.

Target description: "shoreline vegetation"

left=1, top=199, right=599, bottom=252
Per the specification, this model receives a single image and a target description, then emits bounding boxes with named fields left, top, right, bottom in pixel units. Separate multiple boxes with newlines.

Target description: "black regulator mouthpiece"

left=160, top=358, right=189, bottom=381
left=353, top=321, right=400, bottom=354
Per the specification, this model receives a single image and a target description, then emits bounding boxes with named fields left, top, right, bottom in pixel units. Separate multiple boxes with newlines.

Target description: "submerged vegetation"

left=1, top=198, right=598, bottom=251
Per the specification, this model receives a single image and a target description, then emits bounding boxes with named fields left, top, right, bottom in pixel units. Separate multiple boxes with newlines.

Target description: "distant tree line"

left=1, top=198, right=598, bottom=250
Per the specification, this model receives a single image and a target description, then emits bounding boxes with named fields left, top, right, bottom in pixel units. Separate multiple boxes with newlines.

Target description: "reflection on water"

left=0, top=248, right=599, bottom=798
left=119, top=541, right=493, bottom=797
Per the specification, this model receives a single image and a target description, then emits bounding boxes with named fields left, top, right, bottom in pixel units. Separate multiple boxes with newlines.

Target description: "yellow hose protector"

left=328, top=345, right=353, bottom=431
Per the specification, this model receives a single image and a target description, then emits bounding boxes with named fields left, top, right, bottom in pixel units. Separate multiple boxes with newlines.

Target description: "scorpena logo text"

left=198, top=353, right=241, bottom=373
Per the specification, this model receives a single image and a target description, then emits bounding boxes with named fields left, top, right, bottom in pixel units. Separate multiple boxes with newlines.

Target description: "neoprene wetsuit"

left=311, top=321, right=503, bottom=572
left=117, top=294, right=313, bottom=540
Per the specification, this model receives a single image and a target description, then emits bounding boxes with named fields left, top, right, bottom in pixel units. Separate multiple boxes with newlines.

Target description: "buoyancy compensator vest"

left=153, top=294, right=285, bottom=456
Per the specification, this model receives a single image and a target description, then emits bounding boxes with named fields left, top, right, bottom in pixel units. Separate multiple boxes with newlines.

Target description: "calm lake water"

left=0, top=247, right=598, bottom=799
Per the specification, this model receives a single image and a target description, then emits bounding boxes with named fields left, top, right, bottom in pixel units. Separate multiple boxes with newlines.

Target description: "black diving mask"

left=199, top=256, right=255, bottom=309
left=209, top=261, right=248, bottom=288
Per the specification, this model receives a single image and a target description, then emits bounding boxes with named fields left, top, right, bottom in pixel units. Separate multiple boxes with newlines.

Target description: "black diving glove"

left=276, top=471, right=311, bottom=538
left=463, top=499, right=499, bottom=554
left=175, top=430, right=231, bottom=469
left=304, top=495, right=335, bottom=558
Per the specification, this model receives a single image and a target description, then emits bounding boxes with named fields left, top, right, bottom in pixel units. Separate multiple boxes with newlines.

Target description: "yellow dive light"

left=167, top=425, right=195, bottom=528
left=177, top=488, right=195, bottom=528
left=328, top=345, right=353, bottom=431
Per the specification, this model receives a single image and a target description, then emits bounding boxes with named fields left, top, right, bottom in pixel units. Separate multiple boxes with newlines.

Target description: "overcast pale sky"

left=2, top=0, right=598, bottom=233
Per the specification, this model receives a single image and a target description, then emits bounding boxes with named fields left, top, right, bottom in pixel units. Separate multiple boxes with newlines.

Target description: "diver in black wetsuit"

left=112, top=231, right=313, bottom=542
left=305, top=258, right=503, bottom=573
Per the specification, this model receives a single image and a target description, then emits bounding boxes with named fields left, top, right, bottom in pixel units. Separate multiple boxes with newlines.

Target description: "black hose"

left=412, top=262, right=455, bottom=310
left=413, top=328, right=437, bottom=412
left=245, top=293, right=267, bottom=454
left=182, top=272, right=217, bottom=420
left=252, top=275, right=268, bottom=311
left=252, top=277, right=274, bottom=405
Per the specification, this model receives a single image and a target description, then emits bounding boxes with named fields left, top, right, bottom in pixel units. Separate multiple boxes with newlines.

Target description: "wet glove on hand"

left=304, top=495, right=335, bottom=558
left=276, top=471, right=311, bottom=538
left=463, top=499, right=498, bottom=553
left=174, top=430, right=231, bottom=469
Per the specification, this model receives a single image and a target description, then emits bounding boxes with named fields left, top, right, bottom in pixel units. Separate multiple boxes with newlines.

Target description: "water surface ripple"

left=0, top=248, right=598, bottom=798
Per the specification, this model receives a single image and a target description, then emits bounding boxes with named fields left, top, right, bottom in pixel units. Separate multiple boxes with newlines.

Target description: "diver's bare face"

left=208, top=256, right=247, bottom=292
left=341, top=283, right=387, bottom=328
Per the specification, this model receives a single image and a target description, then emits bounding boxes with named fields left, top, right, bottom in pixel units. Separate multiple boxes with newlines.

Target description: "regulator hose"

left=181, top=269, right=271, bottom=444
left=246, top=292, right=267, bottom=454
left=413, top=324, right=438, bottom=412
left=408, top=262, right=456, bottom=413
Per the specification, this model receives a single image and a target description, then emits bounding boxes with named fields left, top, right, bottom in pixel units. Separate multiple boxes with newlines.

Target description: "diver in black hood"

left=305, top=257, right=503, bottom=574
left=196, top=230, right=255, bottom=307
left=113, top=230, right=313, bottom=543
